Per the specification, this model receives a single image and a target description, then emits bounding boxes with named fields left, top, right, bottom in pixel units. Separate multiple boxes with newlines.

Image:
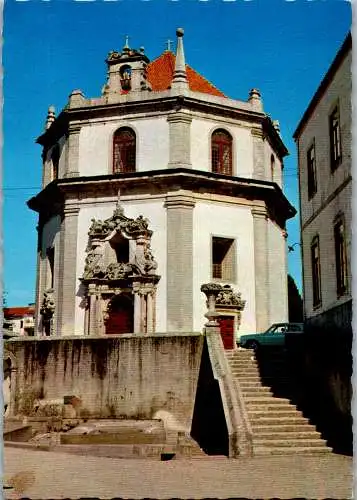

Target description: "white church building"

left=28, top=29, right=295, bottom=348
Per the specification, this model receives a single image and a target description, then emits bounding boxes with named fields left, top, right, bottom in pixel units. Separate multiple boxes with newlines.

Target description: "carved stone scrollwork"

left=88, top=208, right=151, bottom=240
left=216, top=285, right=246, bottom=310
left=104, top=262, right=132, bottom=280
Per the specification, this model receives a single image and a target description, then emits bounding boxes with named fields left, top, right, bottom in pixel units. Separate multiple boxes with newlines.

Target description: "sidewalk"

left=4, top=446, right=353, bottom=499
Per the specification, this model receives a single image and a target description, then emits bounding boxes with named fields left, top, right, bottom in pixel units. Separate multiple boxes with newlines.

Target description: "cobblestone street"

left=4, top=447, right=353, bottom=499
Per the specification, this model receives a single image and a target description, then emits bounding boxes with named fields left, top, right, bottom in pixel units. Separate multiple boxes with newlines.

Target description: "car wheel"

left=246, top=340, right=259, bottom=351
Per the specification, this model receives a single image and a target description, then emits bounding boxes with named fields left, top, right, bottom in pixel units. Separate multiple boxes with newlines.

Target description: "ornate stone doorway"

left=105, top=294, right=134, bottom=335
left=81, top=199, right=160, bottom=335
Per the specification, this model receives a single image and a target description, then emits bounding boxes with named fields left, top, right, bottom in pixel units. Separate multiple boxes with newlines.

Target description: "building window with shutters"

left=329, top=105, right=342, bottom=171
left=113, top=127, right=136, bottom=173
left=311, top=236, right=321, bottom=308
left=334, top=216, right=348, bottom=297
left=211, top=129, right=233, bottom=176
left=307, top=142, right=317, bottom=199
left=212, top=236, right=236, bottom=282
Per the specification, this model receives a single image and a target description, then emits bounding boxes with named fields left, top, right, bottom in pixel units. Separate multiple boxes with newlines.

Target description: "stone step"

left=251, top=423, right=314, bottom=433
left=231, top=369, right=261, bottom=376
left=251, top=430, right=321, bottom=440
left=240, top=387, right=272, bottom=394
left=243, top=396, right=292, bottom=404
left=246, top=403, right=298, bottom=411
left=253, top=438, right=328, bottom=448
left=248, top=416, right=310, bottom=425
left=254, top=445, right=332, bottom=456
left=234, top=376, right=262, bottom=383
left=248, top=409, right=304, bottom=419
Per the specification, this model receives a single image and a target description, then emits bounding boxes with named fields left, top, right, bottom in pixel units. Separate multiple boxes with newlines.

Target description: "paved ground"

left=4, top=447, right=353, bottom=499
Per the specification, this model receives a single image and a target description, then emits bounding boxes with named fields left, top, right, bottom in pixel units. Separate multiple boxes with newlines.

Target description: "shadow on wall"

left=191, top=338, right=229, bottom=456
left=255, top=316, right=352, bottom=456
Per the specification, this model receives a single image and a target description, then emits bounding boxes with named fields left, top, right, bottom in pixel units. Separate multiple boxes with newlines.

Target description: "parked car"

left=239, top=323, right=304, bottom=349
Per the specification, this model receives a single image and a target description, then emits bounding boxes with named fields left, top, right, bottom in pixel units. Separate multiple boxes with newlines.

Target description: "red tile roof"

left=147, top=51, right=226, bottom=97
left=4, top=306, right=35, bottom=319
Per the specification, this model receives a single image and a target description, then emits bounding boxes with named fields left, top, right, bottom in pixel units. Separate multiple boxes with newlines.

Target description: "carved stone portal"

left=81, top=202, right=160, bottom=335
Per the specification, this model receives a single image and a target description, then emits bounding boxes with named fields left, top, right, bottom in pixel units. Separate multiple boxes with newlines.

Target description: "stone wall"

left=5, top=334, right=204, bottom=429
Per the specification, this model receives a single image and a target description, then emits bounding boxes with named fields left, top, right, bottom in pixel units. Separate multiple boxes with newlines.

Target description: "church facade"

left=28, top=29, right=295, bottom=345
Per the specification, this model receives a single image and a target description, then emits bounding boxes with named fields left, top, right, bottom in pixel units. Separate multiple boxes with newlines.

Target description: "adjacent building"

left=3, top=305, right=35, bottom=336
left=294, top=33, right=352, bottom=332
left=28, top=29, right=295, bottom=346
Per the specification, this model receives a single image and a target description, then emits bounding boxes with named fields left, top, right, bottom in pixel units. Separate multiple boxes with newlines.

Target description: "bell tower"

left=103, top=36, right=151, bottom=99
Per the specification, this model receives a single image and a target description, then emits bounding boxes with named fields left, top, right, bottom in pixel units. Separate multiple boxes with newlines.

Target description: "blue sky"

left=2, top=0, right=351, bottom=306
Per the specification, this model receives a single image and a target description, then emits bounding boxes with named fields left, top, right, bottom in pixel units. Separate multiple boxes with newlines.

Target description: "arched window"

left=113, top=128, right=136, bottom=173
left=211, top=129, right=233, bottom=175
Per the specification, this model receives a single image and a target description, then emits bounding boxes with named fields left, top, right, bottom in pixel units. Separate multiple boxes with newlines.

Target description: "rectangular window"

left=311, top=237, right=321, bottom=308
left=329, top=106, right=342, bottom=171
left=307, top=143, right=317, bottom=199
left=212, top=237, right=236, bottom=281
left=334, top=218, right=348, bottom=297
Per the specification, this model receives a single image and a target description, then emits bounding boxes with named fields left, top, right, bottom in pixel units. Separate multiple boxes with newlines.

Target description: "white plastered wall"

left=75, top=200, right=167, bottom=335
left=192, top=200, right=256, bottom=336
left=78, top=117, right=170, bottom=176
left=190, top=118, right=254, bottom=178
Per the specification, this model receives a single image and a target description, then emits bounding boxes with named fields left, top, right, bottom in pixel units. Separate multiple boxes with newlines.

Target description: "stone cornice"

left=27, top=168, right=296, bottom=226
left=36, top=95, right=288, bottom=158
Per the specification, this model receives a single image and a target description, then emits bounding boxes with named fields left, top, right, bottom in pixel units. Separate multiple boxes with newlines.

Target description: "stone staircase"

left=226, top=348, right=332, bottom=456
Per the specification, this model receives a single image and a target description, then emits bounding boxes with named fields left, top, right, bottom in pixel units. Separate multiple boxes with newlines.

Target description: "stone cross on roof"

left=166, top=39, right=173, bottom=52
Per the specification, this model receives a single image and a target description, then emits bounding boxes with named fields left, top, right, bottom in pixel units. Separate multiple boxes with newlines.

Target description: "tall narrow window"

left=270, top=154, right=275, bottom=182
left=51, top=144, right=60, bottom=180
left=47, top=247, right=55, bottom=288
left=211, top=129, right=233, bottom=175
left=329, top=105, right=342, bottom=171
left=212, top=237, right=235, bottom=281
left=307, top=142, right=317, bottom=199
left=311, top=236, right=321, bottom=308
left=334, top=217, right=348, bottom=297
left=113, top=128, right=136, bottom=173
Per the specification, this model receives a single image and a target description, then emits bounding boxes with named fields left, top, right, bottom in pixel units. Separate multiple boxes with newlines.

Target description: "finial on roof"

left=248, top=88, right=263, bottom=112
left=45, top=105, right=56, bottom=130
left=123, top=35, right=130, bottom=52
left=272, top=120, right=281, bottom=135
left=165, top=39, right=173, bottom=52
left=172, top=28, right=188, bottom=91
left=139, top=46, right=145, bottom=54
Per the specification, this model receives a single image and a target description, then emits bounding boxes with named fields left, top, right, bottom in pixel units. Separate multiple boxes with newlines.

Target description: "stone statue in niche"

left=40, top=288, right=56, bottom=335
left=143, top=244, right=158, bottom=274
left=132, top=243, right=158, bottom=276
left=83, top=247, right=104, bottom=279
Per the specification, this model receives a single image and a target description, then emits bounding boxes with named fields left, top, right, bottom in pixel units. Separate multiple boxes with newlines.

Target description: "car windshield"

left=265, top=325, right=279, bottom=333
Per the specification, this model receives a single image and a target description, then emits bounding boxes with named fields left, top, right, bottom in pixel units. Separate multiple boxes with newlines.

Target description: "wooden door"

left=105, top=296, right=133, bottom=335
left=218, top=316, right=235, bottom=350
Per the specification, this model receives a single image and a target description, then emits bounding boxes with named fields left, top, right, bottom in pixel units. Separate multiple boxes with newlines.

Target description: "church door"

left=218, top=316, right=235, bottom=350
left=105, top=295, right=134, bottom=335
